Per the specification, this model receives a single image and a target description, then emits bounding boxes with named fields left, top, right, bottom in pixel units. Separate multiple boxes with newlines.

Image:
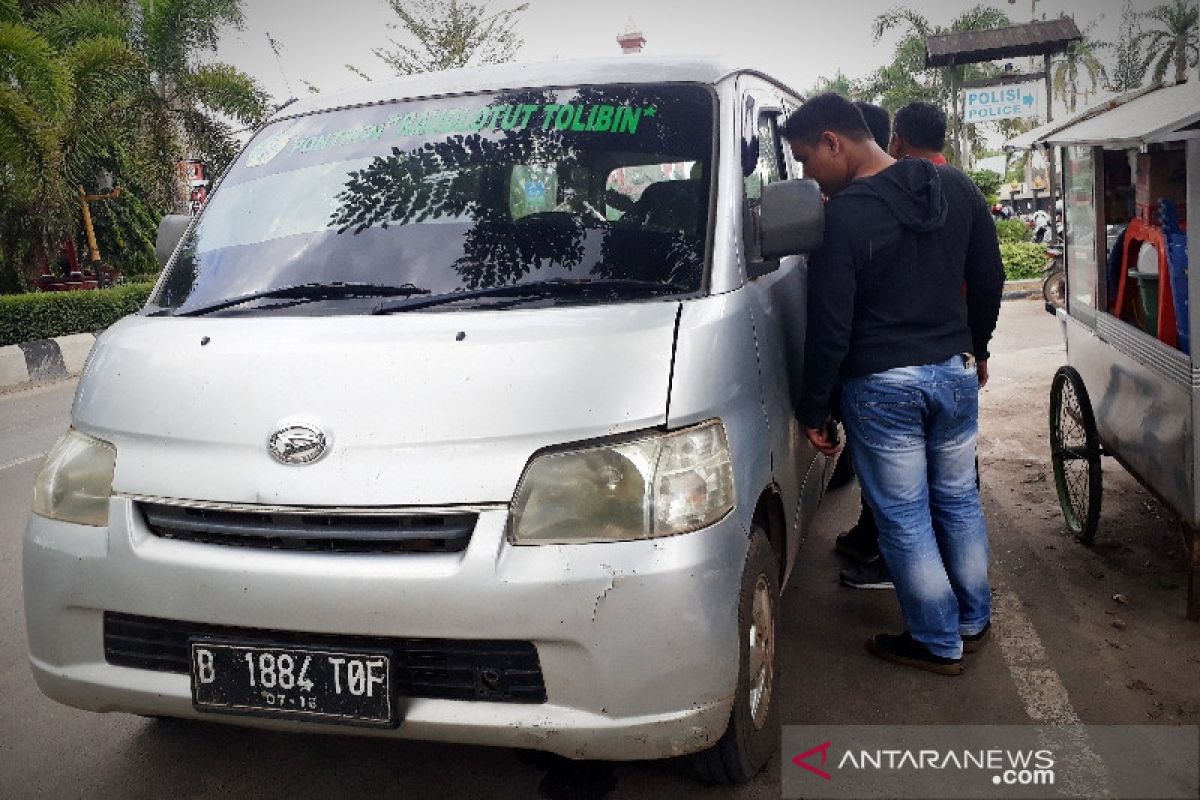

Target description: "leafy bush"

left=119, top=271, right=161, bottom=285
left=967, top=169, right=1002, bottom=202
left=1000, top=242, right=1046, bottom=281
left=995, top=218, right=1032, bottom=243
left=0, top=283, right=153, bottom=346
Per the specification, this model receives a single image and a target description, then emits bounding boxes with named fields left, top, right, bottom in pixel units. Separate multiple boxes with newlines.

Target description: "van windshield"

left=155, top=84, right=715, bottom=314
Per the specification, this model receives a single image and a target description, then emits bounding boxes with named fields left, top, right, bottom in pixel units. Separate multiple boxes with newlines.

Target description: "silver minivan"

left=23, top=57, right=829, bottom=783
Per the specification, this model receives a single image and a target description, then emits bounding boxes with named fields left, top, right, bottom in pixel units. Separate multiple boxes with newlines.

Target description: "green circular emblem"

left=246, top=132, right=291, bottom=167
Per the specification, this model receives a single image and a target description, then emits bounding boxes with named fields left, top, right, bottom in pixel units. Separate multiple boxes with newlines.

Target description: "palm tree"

left=1109, top=0, right=1148, bottom=91
left=0, top=1, right=143, bottom=289
left=1053, top=24, right=1108, bottom=112
left=132, top=0, right=270, bottom=210
left=0, top=0, right=268, bottom=288
left=871, top=4, right=1011, bottom=165
left=1138, top=0, right=1199, bottom=84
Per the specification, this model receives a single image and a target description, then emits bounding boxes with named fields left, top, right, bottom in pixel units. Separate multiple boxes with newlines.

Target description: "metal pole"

left=79, top=186, right=122, bottom=288
left=79, top=187, right=101, bottom=266
left=1043, top=53, right=1059, bottom=246
left=950, top=66, right=961, bottom=167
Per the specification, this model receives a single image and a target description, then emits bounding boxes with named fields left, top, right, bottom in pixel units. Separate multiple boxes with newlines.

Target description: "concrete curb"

left=0, top=333, right=96, bottom=391
left=1003, top=279, right=1043, bottom=301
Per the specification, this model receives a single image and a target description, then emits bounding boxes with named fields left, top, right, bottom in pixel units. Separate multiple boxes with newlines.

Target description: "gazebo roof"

left=925, top=18, right=1081, bottom=67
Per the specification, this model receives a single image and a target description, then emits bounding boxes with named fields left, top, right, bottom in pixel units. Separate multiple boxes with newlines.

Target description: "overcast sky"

left=218, top=0, right=1145, bottom=110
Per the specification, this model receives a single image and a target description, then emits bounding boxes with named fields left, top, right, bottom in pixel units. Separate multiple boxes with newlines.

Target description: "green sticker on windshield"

left=269, top=102, right=660, bottom=160
left=290, top=124, right=386, bottom=156
left=385, top=103, right=657, bottom=138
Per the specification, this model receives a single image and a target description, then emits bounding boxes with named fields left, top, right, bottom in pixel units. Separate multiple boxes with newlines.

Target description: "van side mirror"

left=759, top=179, right=824, bottom=258
left=155, top=215, right=191, bottom=268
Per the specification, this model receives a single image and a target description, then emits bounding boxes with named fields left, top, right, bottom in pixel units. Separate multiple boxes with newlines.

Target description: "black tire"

left=693, top=526, right=779, bottom=784
left=1042, top=269, right=1066, bottom=308
left=1049, top=366, right=1102, bottom=543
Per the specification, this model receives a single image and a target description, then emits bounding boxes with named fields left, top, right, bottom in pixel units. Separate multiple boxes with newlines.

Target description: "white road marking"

left=0, top=452, right=45, bottom=472
left=992, top=580, right=1113, bottom=797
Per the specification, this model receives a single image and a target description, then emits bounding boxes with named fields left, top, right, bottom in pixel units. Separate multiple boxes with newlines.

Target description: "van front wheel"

left=693, top=526, right=779, bottom=784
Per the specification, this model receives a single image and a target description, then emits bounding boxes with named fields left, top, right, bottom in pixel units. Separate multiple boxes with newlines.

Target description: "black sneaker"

left=962, top=621, right=991, bottom=654
left=866, top=632, right=964, bottom=676
left=834, top=525, right=879, bottom=564
left=839, top=557, right=894, bottom=590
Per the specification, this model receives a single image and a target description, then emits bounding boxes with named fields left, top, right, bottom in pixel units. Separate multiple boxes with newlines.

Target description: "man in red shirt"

left=890, top=102, right=949, bottom=165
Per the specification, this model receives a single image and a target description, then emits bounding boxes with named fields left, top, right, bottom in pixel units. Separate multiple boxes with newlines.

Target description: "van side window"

left=743, top=107, right=786, bottom=268
left=781, top=104, right=802, bottom=179
left=744, top=114, right=783, bottom=204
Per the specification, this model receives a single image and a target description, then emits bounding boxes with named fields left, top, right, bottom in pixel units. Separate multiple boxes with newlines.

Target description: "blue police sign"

left=962, top=82, right=1041, bottom=123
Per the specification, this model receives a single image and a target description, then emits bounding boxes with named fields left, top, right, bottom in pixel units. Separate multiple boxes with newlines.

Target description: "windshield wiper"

left=372, top=278, right=689, bottom=315
left=173, top=282, right=431, bottom=317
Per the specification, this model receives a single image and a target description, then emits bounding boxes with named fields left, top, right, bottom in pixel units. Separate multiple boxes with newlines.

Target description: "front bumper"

left=23, top=498, right=748, bottom=760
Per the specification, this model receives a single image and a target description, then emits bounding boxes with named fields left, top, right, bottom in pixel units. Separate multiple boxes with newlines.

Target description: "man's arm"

left=796, top=203, right=857, bottom=430
left=963, top=180, right=1005, bottom=369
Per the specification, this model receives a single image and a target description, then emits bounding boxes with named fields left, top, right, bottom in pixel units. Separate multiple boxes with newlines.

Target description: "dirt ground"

left=978, top=297, right=1200, bottom=727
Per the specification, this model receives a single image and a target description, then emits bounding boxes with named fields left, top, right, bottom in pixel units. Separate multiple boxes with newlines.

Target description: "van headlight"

left=509, top=420, right=735, bottom=544
left=32, top=429, right=116, bottom=527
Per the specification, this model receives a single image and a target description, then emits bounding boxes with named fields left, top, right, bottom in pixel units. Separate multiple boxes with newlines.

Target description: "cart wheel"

left=1049, top=366, right=1102, bottom=543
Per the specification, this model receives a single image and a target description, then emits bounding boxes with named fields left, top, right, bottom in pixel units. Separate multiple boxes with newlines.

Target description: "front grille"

left=104, top=612, right=547, bottom=703
left=139, top=502, right=475, bottom=554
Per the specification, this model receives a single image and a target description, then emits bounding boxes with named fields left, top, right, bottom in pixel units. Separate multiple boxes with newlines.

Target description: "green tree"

left=1138, top=0, right=1199, bottom=84
left=0, top=0, right=269, bottom=290
left=132, top=0, right=270, bottom=208
left=1052, top=23, right=1108, bottom=112
left=803, top=70, right=866, bottom=100
left=1004, top=151, right=1027, bottom=184
left=373, top=0, right=528, bottom=76
left=869, top=4, right=1011, bottom=166
left=0, top=0, right=143, bottom=290
left=966, top=168, right=1002, bottom=203
left=1109, top=0, right=1148, bottom=91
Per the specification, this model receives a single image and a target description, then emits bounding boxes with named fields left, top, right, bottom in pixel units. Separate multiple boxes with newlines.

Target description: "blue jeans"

left=841, top=355, right=991, bottom=659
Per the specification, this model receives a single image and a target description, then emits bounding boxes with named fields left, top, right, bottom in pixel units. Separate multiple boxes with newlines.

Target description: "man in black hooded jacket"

left=784, top=93, right=1004, bottom=676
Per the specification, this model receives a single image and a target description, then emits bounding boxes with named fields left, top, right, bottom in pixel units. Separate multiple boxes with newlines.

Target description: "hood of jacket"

left=837, top=157, right=948, bottom=233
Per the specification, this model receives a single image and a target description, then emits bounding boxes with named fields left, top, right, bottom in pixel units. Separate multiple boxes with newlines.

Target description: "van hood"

left=74, top=304, right=680, bottom=506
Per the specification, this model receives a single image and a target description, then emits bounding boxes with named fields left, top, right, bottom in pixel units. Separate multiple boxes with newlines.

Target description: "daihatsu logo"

left=269, top=425, right=327, bottom=465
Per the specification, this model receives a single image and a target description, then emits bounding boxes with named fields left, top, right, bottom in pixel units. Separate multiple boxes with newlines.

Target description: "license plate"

left=190, top=640, right=394, bottom=727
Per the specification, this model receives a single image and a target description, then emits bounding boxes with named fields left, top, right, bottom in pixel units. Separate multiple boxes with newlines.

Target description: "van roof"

left=272, top=56, right=748, bottom=120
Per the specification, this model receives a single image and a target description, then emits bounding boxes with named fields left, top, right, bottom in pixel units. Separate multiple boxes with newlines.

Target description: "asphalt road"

left=1, top=300, right=1196, bottom=799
